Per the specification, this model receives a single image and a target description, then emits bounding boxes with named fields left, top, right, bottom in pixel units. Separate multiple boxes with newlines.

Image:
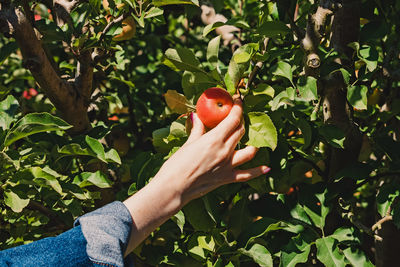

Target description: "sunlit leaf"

left=246, top=112, right=277, bottom=150
left=4, top=190, right=30, bottom=213
left=164, top=90, right=195, bottom=114
left=3, top=113, right=72, bottom=148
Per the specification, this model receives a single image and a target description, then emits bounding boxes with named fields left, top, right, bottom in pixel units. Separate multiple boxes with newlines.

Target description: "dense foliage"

left=1, top=0, right=400, bottom=266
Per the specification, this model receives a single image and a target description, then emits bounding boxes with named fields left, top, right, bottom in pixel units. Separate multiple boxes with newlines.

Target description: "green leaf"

left=224, top=72, right=236, bottom=95
left=0, top=95, right=19, bottom=130
left=85, top=136, right=107, bottom=163
left=3, top=113, right=72, bottom=148
left=203, top=22, right=225, bottom=37
left=272, top=61, right=293, bottom=85
left=238, top=244, right=273, bottom=267
left=0, top=41, right=18, bottom=65
left=299, top=188, right=329, bottom=229
left=153, top=0, right=199, bottom=6
left=359, top=45, right=378, bottom=72
left=105, top=148, right=121, bottom=164
left=73, top=171, right=112, bottom=188
left=183, top=198, right=215, bottom=231
left=348, top=43, right=379, bottom=72
left=172, top=210, right=185, bottom=233
left=316, top=237, right=346, bottom=267
left=0, top=84, right=12, bottom=102
left=376, top=183, right=400, bottom=218
left=342, top=247, right=374, bottom=267
left=58, top=143, right=96, bottom=157
left=280, top=233, right=313, bottom=267
left=271, top=90, right=291, bottom=111
left=258, top=21, right=291, bottom=37
left=182, top=71, right=217, bottom=99
left=319, top=125, right=346, bottom=148
left=238, top=217, right=287, bottom=247
left=297, top=76, right=318, bottom=101
left=339, top=68, right=350, bottom=85
left=347, top=85, right=368, bottom=110
left=144, top=7, right=164, bottom=18
left=187, top=233, right=215, bottom=261
left=164, top=90, right=195, bottom=114
left=225, top=60, right=245, bottom=94
left=233, top=51, right=251, bottom=64
left=4, top=190, right=30, bottom=213
left=331, top=227, right=359, bottom=243
left=163, top=48, right=204, bottom=73
left=207, top=35, right=221, bottom=69
left=297, top=119, right=312, bottom=148
left=246, top=112, right=278, bottom=150
left=30, top=166, right=63, bottom=195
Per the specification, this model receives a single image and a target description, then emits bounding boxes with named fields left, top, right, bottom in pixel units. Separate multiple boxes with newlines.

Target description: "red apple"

left=22, top=90, right=31, bottom=100
left=196, top=87, right=234, bottom=129
left=28, top=88, right=38, bottom=97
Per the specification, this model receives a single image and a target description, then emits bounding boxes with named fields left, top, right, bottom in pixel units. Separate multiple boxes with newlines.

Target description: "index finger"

left=212, top=98, right=243, bottom=138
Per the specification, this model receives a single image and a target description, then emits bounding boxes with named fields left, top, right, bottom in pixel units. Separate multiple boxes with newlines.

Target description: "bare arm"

left=123, top=99, right=270, bottom=254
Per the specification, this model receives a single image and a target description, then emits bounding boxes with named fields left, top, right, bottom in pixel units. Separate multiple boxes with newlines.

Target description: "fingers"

left=213, top=98, right=243, bottom=138
left=230, top=166, right=271, bottom=183
left=186, top=113, right=205, bottom=145
left=231, top=146, right=259, bottom=167
left=224, top=123, right=245, bottom=150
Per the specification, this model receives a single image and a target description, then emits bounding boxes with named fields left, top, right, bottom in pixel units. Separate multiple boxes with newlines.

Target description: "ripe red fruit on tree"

left=196, top=87, right=234, bottom=129
left=22, top=88, right=38, bottom=100
left=28, top=88, right=38, bottom=97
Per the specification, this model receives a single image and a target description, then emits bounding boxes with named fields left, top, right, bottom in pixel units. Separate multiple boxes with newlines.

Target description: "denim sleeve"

left=0, top=201, right=133, bottom=267
left=0, top=225, right=93, bottom=267
left=73, top=201, right=133, bottom=267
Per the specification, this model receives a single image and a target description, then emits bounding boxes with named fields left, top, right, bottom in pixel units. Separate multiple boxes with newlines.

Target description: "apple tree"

left=1, top=0, right=400, bottom=266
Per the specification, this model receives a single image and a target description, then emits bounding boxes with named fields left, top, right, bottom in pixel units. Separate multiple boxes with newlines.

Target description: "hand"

left=155, top=98, right=271, bottom=205
left=123, top=98, right=270, bottom=253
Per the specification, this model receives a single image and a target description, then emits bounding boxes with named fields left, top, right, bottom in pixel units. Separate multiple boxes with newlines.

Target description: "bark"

left=323, top=0, right=362, bottom=178
left=0, top=5, right=92, bottom=134
left=374, top=219, right=400, bottom=267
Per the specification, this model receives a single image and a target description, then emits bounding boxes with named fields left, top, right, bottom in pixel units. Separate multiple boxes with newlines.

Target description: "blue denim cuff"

left=74, top=201, right=132, bottom=267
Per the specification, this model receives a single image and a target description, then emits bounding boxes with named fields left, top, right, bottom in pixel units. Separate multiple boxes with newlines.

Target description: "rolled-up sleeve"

left=74, top=201, right=133, bottom=267
left=0, top=201, right=133, bottom=267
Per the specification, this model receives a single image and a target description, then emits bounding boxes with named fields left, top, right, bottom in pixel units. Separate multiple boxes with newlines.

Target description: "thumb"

left=186, top=113, right=205, bottom=144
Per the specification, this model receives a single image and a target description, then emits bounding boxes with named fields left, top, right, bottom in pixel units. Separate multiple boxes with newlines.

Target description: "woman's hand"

left=157, top=98, right=270, bottom=205
left=123, top=98, right=270, bottom=254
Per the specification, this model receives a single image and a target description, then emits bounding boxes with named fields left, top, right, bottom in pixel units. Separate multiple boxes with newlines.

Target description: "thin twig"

left=372, top=215, right=393, bottom=232
left=245, top=38, right=269, bottom=90
left=99, top=13, right=130, bottom=42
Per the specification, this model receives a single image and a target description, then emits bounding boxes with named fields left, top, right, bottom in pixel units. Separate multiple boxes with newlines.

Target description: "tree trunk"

left=0, top=6, right=92, bottom=134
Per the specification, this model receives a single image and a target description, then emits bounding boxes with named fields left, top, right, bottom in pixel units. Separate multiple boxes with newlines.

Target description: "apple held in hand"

left=196, top=87, right=234, bottom=129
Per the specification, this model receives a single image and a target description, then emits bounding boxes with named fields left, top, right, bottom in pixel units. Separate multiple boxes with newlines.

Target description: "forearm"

left=123, top=174, right=183, bottom=255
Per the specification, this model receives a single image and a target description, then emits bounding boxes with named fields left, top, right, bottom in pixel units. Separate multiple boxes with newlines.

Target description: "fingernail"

left=189, top=112, right=194, bottom=123
left=262, top=166, right=271, bottom=174
left=234, top=98, right=242, bottom=104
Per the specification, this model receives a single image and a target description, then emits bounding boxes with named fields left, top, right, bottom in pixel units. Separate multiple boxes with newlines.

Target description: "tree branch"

left=246, top=38, right=269, bottom=90
left=0, top=6, right=91, bottom=134
left=75, top=50, right=94, bottom=102
left=99, top=13, right=130, bottom=42
left=372, top=216, right=393, bottom=232
left=300, top=4, right=334, bottom=77
left=53, top=0, right=83, bottom=26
